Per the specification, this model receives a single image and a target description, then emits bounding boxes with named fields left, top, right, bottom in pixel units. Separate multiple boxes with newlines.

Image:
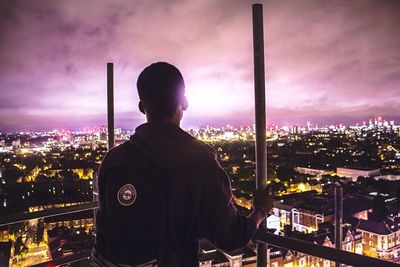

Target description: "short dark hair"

left=137, top=62, right=185, bottom=120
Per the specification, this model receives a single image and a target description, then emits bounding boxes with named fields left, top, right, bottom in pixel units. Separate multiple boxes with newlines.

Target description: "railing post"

left=335, top=185, right=343, bottom=267
left=107, top=62, right=115, bottom=150
left=93, top=170, right=98, bottom=228
left=93, top=62, right=114, bottom=234
left=252, top=3, right=268, bottom=267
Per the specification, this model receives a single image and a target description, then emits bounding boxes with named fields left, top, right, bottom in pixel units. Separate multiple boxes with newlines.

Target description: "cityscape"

left=1, top=0, right=400, bottom=266
left=1, top=117, right=400, bottom=266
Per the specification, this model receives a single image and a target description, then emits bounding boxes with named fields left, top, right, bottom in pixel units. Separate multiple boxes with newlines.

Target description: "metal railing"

left=255, top=231, right=400, bottom=267
left=0, top=201, right=98, bottom=227
left=1, top=201, right=398, bottom=267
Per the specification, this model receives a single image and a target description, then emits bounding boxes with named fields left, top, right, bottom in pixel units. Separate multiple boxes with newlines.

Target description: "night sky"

left=1, top=0, right=400, bottom=131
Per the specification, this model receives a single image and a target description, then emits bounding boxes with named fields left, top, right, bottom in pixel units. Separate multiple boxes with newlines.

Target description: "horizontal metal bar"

left=255, top=230, right=399, bottom=267
left=26, top=231, right=399, bottom=267
left=30, top=250, right=91, bottom=267
left=25, top=230, right=399, bottom=267
left=0, top=201, right=98, bottom=227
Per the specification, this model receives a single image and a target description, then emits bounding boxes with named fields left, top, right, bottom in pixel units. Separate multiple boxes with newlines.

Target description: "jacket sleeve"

left=201, top=158, right=257, bottom=251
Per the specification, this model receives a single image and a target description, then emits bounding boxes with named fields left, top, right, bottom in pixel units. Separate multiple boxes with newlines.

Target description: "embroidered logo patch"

left=117, top=184, right=137, bottom=206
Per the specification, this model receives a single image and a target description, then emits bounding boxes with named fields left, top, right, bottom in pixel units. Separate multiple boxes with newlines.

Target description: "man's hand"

left=253, top=185, right=273, bottom=216
left=248, top=185, right=273, bottom=228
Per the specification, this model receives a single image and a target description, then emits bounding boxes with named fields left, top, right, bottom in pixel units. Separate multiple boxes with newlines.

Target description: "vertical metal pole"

left=94, top=63, right=114, bottom=232
left=94, top=63, right=114, bottom=236
left=93, top=170, right=98, bottom=229
left=335, top=185, right=343, bottom=267
left=252, top=3, right=268, bottom=267
left=107, top=63, right=115, bottom=150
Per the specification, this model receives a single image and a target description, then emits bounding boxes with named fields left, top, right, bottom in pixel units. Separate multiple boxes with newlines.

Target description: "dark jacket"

left=95, top=122, right=257, bottom=266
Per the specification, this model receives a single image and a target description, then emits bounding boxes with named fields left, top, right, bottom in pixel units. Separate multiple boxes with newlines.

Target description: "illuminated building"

left=374, top=174, right=400, bottom=181
left=285, top=182, right=322, bottom=195
left=291, top=125, right=299, bottom=135
left=272, top=202, right=292, bottom=231
left=22, top=165, right=40, bottom=182
left=0, top=226, right=10, bottom=242
left=295, top=167, right=333, bottom=176
left=342, top=229, right=363, bottom=255
left=336, top=167, right=381, bottom=182
left=352, top=218, right=400, bottom=260
left=292, top=208, right=328, bottom=233
left=272, top=201, right=331, bottom=234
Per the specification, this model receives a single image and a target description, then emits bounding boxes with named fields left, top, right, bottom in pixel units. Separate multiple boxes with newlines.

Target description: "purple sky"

left=1, top=0, right=400, bottom=131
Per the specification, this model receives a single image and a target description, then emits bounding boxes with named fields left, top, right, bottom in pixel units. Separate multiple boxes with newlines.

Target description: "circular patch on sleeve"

left=117, top=184, right=137, bottom=206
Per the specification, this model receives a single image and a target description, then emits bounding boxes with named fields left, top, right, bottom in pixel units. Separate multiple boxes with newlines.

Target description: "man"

left=93, top=62, right=273, bottom=266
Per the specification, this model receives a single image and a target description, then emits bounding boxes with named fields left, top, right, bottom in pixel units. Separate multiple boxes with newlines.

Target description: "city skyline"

left=1, top=0, right=400, bottom=131
left=0, top=116, right=397, bottom=134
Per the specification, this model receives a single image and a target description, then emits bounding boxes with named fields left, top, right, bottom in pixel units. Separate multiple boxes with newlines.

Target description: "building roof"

left=358, top=219, right=398, bottom=235
left=349, top=217, right=400, bottom=235
left=199, top=239, right=216, bottom=253
left=338, top=166, right=381, bottom=172
left=225, top=245, right=256, bottom=258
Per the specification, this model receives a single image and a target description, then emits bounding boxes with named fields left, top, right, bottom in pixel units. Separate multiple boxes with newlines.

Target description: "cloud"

left=0, top=0, right=399, bottom=131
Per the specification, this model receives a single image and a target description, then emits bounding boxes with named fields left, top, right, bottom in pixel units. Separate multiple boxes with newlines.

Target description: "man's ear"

left=181, top=96, right=188, bottom=111
left=138, top=101, right=146, bottom=114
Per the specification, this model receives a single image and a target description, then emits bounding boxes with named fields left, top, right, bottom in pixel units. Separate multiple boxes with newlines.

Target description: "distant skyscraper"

left=383, top=120, right=389, bottom=127
left=377, top=116, right=383, bottom=127
left=291, top=125, right=299, bottom=135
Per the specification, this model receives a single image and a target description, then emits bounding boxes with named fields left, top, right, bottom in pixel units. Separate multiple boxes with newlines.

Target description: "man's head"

left=137, top=62, right=188, bottom=124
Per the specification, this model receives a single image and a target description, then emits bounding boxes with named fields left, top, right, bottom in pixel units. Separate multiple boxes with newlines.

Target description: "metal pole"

left=93, top=170, right=98, bottom=229
left=335, top=185, right=343, bottom=267
left=94, top=62, right=114, bottom=235
left=252, top=3, right=268, bottom=267
left=107, top=62, right=115, bottom=150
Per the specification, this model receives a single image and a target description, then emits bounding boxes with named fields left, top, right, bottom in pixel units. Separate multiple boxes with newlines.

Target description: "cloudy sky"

left=1, top=0, right=399, bottom=131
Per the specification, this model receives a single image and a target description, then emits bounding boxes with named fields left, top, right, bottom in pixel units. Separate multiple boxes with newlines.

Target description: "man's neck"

left=146, top=117, right=180, bottom=127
